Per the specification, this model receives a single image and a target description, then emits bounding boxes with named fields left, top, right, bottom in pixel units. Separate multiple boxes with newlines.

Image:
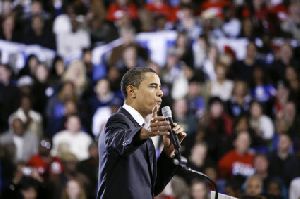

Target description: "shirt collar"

left=122, top=103, right=145, bottom=126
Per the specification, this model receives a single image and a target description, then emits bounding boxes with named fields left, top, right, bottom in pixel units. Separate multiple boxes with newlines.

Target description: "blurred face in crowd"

left=215, top=64, right=226, bottom=81
left=66, top=116, right=81, bottom=133
left=285, top=66, right=298, bottom=82
left=254, top=154, right=268, bottom=174
left=278, top=134, right=291, bottom=153
left=31, top=1, right=42, bottom=15
left=31, top=16, right=44, bottom=34
left=250, top=102, right=262, bottom=118
left=2, top=14, right=14, bottom=32
left=11, top=118, right=25, bottom=136
left=235, top=131, right=250, bottom=154
left=191, top=181, right=207, bottom=199
left=64, top=100, right=78, bottom=116
left=28, top=55, right=39, bottom=75
left=233, top=81, right=247, bottom=97
left=210, top=101, right=223, bottom=118
left=245, top=176, right=263, bottom=196
left=0, top=64, right=11, bottom=84
left=95, top=79, right=110, bottom=97
left=123, top=46, right=137, bottom=68
left=35, top=64, right=49, bottom=83
left=279, top=43, right=292, bottom=63
left=190, top=143, right=207, bottom=167
left=21, top=187, right=37, bottom=199
left=267, top=180, right=281, bottom=197
left=54, top=58, right=65, bottom=76
left=66, top=179, right=81, bottom=199
left=173, top=98, right=188, bottom=117
left=60, top=82, right=75, bottom=99
left=20, top=96, right=32, bottom=112
left=246, top=43, right=256, bottom=60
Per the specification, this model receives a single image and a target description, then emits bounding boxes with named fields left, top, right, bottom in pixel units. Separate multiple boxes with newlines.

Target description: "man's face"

left=132, top=73, right=163, bottom=117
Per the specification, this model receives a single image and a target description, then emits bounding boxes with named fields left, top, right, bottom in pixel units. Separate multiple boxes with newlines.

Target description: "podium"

left=211, top=191, right=238, bottom=199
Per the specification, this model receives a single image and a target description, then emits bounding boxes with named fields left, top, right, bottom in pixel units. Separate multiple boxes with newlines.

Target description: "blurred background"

left=0, top=0, right=300, bottom=199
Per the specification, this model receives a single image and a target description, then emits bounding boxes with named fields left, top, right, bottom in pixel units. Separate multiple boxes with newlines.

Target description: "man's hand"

left=163, top=123, right=186, bottom=158
left=140, top=105, right=171, bottom=140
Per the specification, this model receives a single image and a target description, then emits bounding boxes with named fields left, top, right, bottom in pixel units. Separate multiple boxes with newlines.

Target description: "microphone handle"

left=166, top=117, right=181, bottom=152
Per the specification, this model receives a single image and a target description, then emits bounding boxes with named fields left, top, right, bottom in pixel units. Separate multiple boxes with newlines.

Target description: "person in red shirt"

left=218, top=130, right=255, bottom=179
left=27, top=138, right=63, bottom=179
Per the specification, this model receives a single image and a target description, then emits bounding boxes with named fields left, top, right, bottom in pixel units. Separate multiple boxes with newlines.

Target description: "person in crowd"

left=0, top=116, right=38, bottom=162
left=46, top=81, right=77, bottom=136
left=227, top=80, right=251, bottom=118
left=61, top=177, right=87, bottom=199
left=10, top=95, right=43, bottom=139
left=248, top=100, right=274, bottom=150
left=268, top=134, right=300, bottom=187
left=0, top=64, right=20, bottom=132
left=218, top=130, right=255, bottom=179
left=190, top=178, right=209, bottom=199
left=207, top=62, right=233, bottom=102
left=51, top=114, right=92, bottom=161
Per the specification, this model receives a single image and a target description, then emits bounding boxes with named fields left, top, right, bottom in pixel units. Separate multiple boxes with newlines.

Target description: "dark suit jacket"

left=97, top=108, right=178, bottom=199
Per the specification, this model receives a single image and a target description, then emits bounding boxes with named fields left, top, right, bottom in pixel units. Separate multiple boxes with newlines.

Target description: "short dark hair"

left=121, top=67, right=156, bottom=98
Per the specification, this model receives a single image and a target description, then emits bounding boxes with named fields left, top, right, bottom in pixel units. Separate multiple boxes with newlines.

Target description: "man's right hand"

left=140, top=105, right=171, bottom=140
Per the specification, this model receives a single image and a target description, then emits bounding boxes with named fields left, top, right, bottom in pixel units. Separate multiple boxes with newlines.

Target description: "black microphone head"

left=161, top=106, right=172, bottom=118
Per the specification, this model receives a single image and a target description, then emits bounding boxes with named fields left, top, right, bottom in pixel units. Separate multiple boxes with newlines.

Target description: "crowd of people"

left=1, top=0, right=300, bottom=199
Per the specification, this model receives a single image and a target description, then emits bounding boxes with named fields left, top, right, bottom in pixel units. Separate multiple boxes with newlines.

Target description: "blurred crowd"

left=1, top=0, right=300, bottom=199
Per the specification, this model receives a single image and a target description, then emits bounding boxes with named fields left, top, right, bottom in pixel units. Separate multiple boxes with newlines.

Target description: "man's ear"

left=127, top=85, right=136, bottom=98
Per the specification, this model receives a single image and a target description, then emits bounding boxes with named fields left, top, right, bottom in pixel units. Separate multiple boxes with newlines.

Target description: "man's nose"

left=157, top=89, right=163, bottom=98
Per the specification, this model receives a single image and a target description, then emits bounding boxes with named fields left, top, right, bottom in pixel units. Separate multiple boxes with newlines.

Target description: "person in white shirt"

left=52, top=114, right=92, bottom=161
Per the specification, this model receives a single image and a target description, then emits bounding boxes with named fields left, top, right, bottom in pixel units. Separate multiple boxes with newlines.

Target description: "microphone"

left=162, top=106, right=219, bottom=199
left=161, top=106, right=181, bottom=158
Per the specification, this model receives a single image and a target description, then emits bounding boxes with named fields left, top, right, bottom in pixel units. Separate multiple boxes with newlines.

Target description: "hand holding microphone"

left=161, top=106, right=187, bottom=158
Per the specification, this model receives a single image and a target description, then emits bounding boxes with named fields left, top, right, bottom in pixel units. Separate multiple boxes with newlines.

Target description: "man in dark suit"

left=97, top=67, right=186, bottom=199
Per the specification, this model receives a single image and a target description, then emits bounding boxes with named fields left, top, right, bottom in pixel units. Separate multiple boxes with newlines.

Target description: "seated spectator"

left=218, top=131, right=255, bottom=179
left=227, top=80, right=251, bottom=118
left=249, top=101, right=274, bottom=147
left=0, top=64, right=20, bottom=133
left=265, top=178, right=285, bottom=199
left=23, top=14, right=56, bottom=49
left=46, top=81, right=77, bottom=136
left=175, top=3, right=201, bottom=40
left=268, top=134, right=300, bottom=187
left=208, top=62, right=233, bottom=101
left=249, top=66, right=276, bottom=116
left=253, top=154, right=270, bottom=189
left=51, top=114, right=92, bottom=161
left=230, top=42, right=260, bottom=82
left=0, top=117, right=38, bottom=162
left=0, top=13, right=22, bottom=42
left=199, top=97, right=233, bottom=161
left=27, top=138, right=63, bottom=180
left=10, top=95, right=43, bottom=139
